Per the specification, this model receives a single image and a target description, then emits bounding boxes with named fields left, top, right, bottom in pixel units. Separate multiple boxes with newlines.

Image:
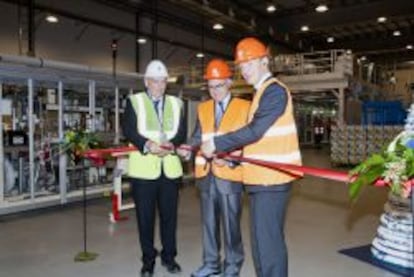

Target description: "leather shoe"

left=191, top=265, right=221, bottom=277
left=161, top=260, right=182, bottom=274
left=140, top=262, right=155, bottom=277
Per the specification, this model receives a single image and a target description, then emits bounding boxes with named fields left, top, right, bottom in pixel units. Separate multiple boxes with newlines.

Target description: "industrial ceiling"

left=2, top=0, right=414, bottom=64
left=95, top=0, right=414, bottom=63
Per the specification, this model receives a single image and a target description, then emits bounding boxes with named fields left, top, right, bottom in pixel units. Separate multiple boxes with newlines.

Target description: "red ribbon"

left=83, top=145, right=351, bottom=183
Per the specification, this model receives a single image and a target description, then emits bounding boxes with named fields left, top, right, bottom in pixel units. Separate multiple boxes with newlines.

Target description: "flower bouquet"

left=63, top=129, right=101, bottom=165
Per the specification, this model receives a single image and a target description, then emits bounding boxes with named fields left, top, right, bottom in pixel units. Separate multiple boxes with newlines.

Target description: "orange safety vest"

left=243, top=78, right=302, bottom=185
left=195, top=98, right=250, bottom=182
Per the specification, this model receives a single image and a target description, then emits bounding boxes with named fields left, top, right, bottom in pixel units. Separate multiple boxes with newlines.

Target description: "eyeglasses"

left=208, top=82, right=227, bottom=90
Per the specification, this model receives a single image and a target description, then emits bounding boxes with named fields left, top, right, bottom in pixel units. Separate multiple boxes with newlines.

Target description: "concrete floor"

left=0, top=148, right=400, bottom=277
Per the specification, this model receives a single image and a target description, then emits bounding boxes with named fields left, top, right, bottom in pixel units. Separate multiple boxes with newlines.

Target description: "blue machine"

left=362, top=101, right=407, bottom=125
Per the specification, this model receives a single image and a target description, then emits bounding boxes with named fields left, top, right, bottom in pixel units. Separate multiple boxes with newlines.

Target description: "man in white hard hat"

left=122, top=59, right=186, bottom=277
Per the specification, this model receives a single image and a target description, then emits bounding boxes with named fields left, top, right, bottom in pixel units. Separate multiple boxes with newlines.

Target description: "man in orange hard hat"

left=201, top=37, right=302, bottom=277
left=178, top=59, right=250, bottom=277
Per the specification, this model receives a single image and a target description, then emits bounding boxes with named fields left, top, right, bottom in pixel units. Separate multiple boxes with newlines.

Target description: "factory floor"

left=0, top=148, right=399, bottom=277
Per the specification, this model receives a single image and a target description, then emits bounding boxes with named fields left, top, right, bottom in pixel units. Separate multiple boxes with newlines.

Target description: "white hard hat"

left=144, top=60, right=169, bottom=78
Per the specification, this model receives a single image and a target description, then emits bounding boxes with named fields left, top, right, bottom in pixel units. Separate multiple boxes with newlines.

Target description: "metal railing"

left=169, top=50, right=354, bottom=88
left=273, top=49, right=353, bottom=76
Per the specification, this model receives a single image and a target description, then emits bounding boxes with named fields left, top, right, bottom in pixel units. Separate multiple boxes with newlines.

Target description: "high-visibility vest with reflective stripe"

left=243, top=78, right=302, bottom=185
left=127, top=92, right=183, bottom=180
left=195, top=98, right=250, bottom=182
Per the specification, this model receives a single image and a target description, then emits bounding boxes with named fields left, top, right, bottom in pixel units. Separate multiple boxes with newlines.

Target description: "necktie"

left=153, top=99, right=166, bottom=142
left=215, top=101, right=225, bottom=128
left=153, top=100, right=160, bottom=117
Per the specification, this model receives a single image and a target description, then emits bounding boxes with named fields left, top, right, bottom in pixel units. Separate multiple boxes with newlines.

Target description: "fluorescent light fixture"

left=327, top=37, right=334, bottom=43
left=377, top=16, right=387, bottom=23
left=315, top=4, right=328, bottom=13
left=267, top=5, right=276, bottom=13
left=407, top=44, right=413, bottom=50
left=213, top=23, right=223, bottom=30
left=167, top=76, right=178, bottom=83
left=301, top=25, right=309, bottom=32
left=393, top=30, right=401, bottom=36
left=196, top=53, right=204, bottom=58
left=46, top=15, right=59, bottom=23
left=137, top=37, right=147, bottom=44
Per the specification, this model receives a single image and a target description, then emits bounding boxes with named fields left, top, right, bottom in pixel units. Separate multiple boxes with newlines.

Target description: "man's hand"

left=176, top=144, right=191, bottom=160
left=213, top=158, right=227, bottom=167
left=229, top=150, right=242, bottom=157
left=159, top=141, right=174, bottom=157
left=201, top=139, right=215, bottom=158
left=146, top=140, right=170, bottom=157
left=146, top=140, right=163, bottom=155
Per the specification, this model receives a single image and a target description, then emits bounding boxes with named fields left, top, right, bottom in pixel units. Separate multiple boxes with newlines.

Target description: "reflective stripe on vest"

left=127, top=92, right=183, bottom=180
left=134, top=93, right=181, bottom=142
left=195, top=98, right=250, bottom=182
left=243, top=78, right=302, bottom=185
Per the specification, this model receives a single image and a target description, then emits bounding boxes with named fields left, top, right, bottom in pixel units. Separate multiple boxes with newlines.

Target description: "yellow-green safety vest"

left=127, top=92, right=183, bottom=180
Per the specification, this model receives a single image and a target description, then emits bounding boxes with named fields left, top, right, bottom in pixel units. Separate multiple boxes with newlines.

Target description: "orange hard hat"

left=204, top=59, right=232, bottom=80
left=234, top=37, right=268, bottom=64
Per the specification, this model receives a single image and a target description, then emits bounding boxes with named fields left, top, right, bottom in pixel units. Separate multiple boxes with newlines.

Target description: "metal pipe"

left=152, top=0, right=158, bottom=59
left=135, top=12, right=140, bottom=72
left=58, top=81, right=67, bottom=203
left=28, top=78, right=34, bottom=200
left=0, top=54, right=142, bottom=79
left=88, top=80, right=96, bottom=132
left=17, top=3, right=23, bottom=55
left=338, top=88, right=345, bottom=125
left=114, top=85, right=120, bottom=144
left=0, top=81, right=4, bottom=202
left=27, top=0, right=35, bottom=56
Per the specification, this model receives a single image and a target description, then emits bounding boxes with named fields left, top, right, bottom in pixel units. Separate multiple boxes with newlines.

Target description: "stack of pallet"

left=330, top=125, right=404, bottom=165
left=330, top=125, right=349, bottom=164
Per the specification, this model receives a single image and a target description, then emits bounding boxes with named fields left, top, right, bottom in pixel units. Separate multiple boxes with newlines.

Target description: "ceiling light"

left=45, top=15, right=59, bottom=23
left=213, top=23, right=223, bottom=30
left=137, top=37, right=147, bottom=44
left=315, top=4, right=328, bottom=13
left=393, top=30, right=401, bottom=36
left=301, top=25, right=309, bottom=32
left=360, top=56, right=367, bottom=61
left=267, top=5, right=276, bottom=13
left=377, top=16, right=387, bottom=23
left=327, top=37, right=334, bottom=43
left=407, top=44, right=413, bottom=50
left=196, top=53, right=204, bottom=58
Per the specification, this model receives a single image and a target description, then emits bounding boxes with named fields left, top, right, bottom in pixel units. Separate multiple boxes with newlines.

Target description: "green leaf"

left=349, top=164, right=385, bottom=200
left=349, top=154, right=385, bottom=175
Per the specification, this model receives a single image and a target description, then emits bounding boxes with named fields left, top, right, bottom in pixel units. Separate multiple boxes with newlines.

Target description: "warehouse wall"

left=0, top=0, right=230, bottom=73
